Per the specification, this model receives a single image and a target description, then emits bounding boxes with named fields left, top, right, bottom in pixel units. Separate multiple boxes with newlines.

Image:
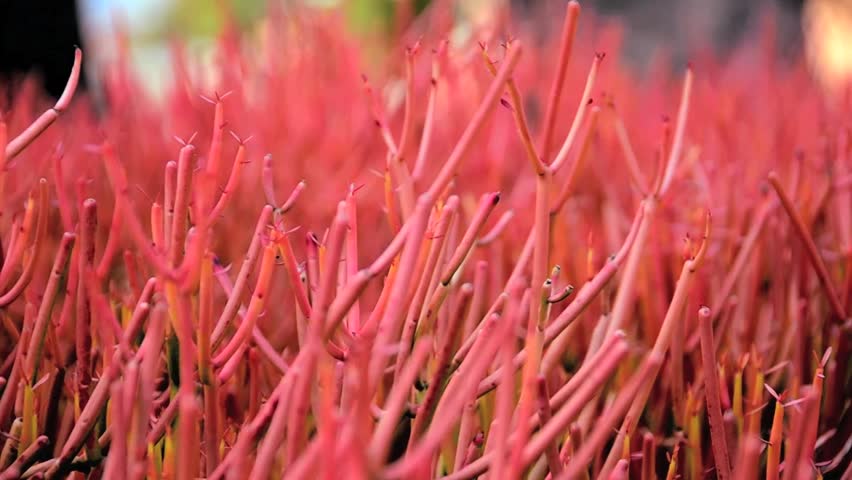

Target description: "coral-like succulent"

left=0, top=2, right=849, bottom=479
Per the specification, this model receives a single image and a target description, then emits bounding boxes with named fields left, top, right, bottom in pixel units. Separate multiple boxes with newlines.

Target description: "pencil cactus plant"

left=0, top=2, right=849, bottom=479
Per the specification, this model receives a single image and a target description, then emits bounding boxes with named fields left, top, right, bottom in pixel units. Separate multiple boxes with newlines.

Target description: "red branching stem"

left=481, top=44, right=547, bottom=175
left=526, top=342, right=633, bottom=468
left=476, top=210, right=513, bottom=247
left=412, top=41, right=446, bottom=182
left=367, top=336, right=432, bottom=466
left=599, top=198, right=656, bottom=345
left=202, top=383, right=219, bottom=475
left=50, top=290, right=163, bottom=477
left=546, top=202, right=643, bottom=343
left=211, top=205, right=272, bottom=345
left=492, top=292, right=522, bottom=477
left=462, top=260, right=489, bottom=339
left=362, top=75, right=399, bottom=156
left=85, top=267, right=130, bottom=347
left=75, top=198, right=97, bottom=410
left=137, top=304, right=166, bottom=439
left=550, top=53, right=602, bottom=173
left=102, top=145, right=175, bottom=279
left=384, top=168, right=402, bottom=234
left=765, top=387, right=784, bottom=480
left=122, top=301, right=152, bottom=362
left=657, top=67, right=693, bottom=196
left=212, top=243, right=276, bottom=367
left=50, top=154, right=73, bottom=232
left=279, top=179, right=306, bottom=214
left=274, top=225, right=313, bottom=320
left=607, top=460, right=629, bottom=480
left=216, top=341, right=247, bottom=385
left=731, top=437, right=761, bottom=479
left=476, top=206, right=642, bottom=398
left=398, top=43, right=419, bottom=164
left=0, top=314, right=18, bottom=344
left=547, top=332, right=626, bottom=412
left=408, top=283, right=471, bottom=444
left=150, top=202, right=164, bottom=252
left=452, top=402, right=478, bottom=473
left=387, top=46, right=419, bottom=220
left=101, top=381, right=126, bottom=479
left=95, top=193, right=125, bottom=280
left=356, top=267, right=395, bottom=341
left=0, top=120, right=6, bottom=220
left=262, top=154, right=278, bottom=207
left=164, top=160, right=177, bottom=253
left=0, top=435, right=47, bottom=480
left=284, top=203, right=348, bottom=467
left=686, top=197, right=775, bottom=351
left=385, top=309, right=512, bottom=479
left=170, top=145, right=195, bottom=266
left=177, top=296, right=200, bottom=480
left=610, top=102, right=650, bottom=195
left=393, top=197, right=457, bottom=379
left=205, top=98, right=225, bottom=203
left=0, top=329, right=28, bottom=433
left=509, top=255, right=548, bottom=476
left=599, top=213, right=711, bottom=476
left=367, top=206, right=429, bottom=388
left=146, top=395, right=180, bottom=446
left=207, top=141, right=248, bottom=227
left=800, top=350, right=829, bottom=467
left=249, top=350, right=303, bottom=478
left=198, top=254, right=214, bottom=384
left=425, top=44, right=522, bottom=201
left=768, top=171, right=847, bottom=319
left=328, top=227, right=409, bottom=342
left=24, top=232, right=75, bottom=384
left=551, top=106, right=600, bottom=214
left=0, top=217, right=21, bottom=288
left=536, top=376, right=563, bottom=477
left=641, top=433, right=656, bottom=480
left=538, top=1, right=581, bottom=162
left=557, top=353, right=664, bottom=480
left=176, top=224, right=208, bottom=292
left=0, top=180, right=48, bottom=307
left=698, top=306, right=732, bottom=479
left=50, top=358, right=123, bottom=474
left=0, top=193, right=37, bottom=292
left=306, top=232, right=320, bottom=302
left=119, top=361, right=138, bottom=472
left=211, top=261, right=289, bottom=373
left=278, top=435, right=323, bottom=479
left=444, top=333, right=628, bottom=480
left=441, top=192, right=500, bottom=284
left=345, top=185, right=361, bottom=331
left=4, top=48, right=81, bottom=160
left=547, top=284, right=574, bottom=304
left=452, top=292, right=507, bottom=370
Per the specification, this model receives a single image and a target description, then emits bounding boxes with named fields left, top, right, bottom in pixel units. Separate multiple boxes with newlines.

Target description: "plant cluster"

left=0, top=2, right=849, bottom=479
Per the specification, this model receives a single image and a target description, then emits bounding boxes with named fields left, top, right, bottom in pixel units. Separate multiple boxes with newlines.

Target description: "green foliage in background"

left=142, top=0, right=431, bottom=42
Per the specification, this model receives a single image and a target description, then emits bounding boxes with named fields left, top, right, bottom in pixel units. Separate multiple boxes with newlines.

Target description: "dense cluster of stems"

left=0, top=2, right=849, bottom=479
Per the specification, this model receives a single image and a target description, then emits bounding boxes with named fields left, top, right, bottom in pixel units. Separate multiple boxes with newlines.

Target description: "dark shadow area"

left=0, top=0, right=86, bottom=101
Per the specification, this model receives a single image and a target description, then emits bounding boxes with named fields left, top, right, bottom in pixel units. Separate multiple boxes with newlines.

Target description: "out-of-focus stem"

left=698, top=306, right=732, bottom=479
left=4, top=49, right=82, bottom=160
left=769, top=171, right=847, bottom=320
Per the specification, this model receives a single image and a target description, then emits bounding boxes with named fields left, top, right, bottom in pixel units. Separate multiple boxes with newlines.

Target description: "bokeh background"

left=7, top=0, right=852, bottom=102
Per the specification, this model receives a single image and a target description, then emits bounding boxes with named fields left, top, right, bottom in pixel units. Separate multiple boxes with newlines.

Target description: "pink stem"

left=4, top=49, right=82, bottom=160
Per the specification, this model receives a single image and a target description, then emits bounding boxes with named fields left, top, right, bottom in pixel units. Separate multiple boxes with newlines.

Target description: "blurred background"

left=4, top=0, right=852, bottom=101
